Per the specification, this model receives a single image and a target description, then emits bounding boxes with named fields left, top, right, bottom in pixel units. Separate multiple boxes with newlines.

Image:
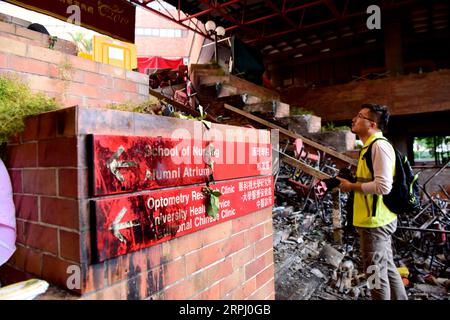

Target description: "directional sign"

left=106, top=145, right=137, bottom=182
left=93, top=176, right=274, bottom=262
left=91, top=135, right=272, bottom=196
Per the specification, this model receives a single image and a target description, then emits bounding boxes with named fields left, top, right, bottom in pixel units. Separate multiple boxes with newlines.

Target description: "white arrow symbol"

left=106, top=145, right=137, bottom=182
left=108, top=207, right=141, bottom=243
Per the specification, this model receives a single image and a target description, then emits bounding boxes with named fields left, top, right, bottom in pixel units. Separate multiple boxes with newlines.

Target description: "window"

left=151, top=28, right=159, bottom=37
left=166, top=29, right=175, bottom=37
left=413, top=136, right=450, bottom=166
left=108, top=47, right=124, bottom=60
left=135, top=27, right=186, bottom=38
left=160, top=29, right=169, bottom=37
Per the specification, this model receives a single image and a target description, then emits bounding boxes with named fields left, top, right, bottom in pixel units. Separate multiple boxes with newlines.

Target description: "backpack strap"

left=362, top=137, right=390, bottom=217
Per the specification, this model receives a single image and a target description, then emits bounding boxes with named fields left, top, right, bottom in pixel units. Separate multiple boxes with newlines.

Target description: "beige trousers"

left=356, top=219, right=408, bottom=300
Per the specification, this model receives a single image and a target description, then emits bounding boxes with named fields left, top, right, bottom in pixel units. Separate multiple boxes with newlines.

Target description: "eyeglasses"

left=355, top=113, right=375, bottom=122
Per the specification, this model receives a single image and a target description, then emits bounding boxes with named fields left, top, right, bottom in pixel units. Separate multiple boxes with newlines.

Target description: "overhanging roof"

left=130, top=1, right=449, bottom=64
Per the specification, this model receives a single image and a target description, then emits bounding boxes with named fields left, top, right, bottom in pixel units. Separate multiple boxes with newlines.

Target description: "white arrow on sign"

left=106, top=145, right=137, bottom=182
left=108, top=207, right=141, bottom=243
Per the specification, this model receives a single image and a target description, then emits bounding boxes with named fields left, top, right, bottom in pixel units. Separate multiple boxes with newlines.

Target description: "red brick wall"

left=135, top=7, right=196, bottom=58
left=0, top=27, right=149, bottom=109
left=2, top=107, right=275, bottom=300
left=1, top=108, right=81, bottom=288
left=134, top=7, right=205, bottom=65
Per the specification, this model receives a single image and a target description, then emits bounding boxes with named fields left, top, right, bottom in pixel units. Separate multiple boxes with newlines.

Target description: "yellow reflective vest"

left=353, top=132, right=397, bottom=228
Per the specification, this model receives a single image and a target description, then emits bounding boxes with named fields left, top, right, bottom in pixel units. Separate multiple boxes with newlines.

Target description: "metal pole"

left=214, top=32, right=218, bottom=64
left=397, top=226, right=450, bottom=234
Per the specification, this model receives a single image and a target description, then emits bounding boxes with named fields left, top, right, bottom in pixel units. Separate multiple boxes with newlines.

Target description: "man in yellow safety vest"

left=337, top=104, right=408, bottom=300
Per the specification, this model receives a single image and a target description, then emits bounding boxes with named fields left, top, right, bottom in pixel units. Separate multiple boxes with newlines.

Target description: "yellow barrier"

left=92, top=35, right=137, bottom=70
left=78, top=52, right=93, bottom=60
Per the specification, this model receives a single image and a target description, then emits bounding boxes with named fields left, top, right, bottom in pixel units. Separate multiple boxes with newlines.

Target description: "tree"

left=68, top=32, right=93, bottom=54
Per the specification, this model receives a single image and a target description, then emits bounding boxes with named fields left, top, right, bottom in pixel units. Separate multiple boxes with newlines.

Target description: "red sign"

left=5, top=0, right=136, bottom=43
left=91, top=135, right=272, bottom=196
left=94, top=176, right=274, bottom=262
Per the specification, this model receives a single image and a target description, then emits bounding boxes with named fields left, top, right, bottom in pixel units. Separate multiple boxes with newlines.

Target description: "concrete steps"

left=190, top=64, right=356, bottom=154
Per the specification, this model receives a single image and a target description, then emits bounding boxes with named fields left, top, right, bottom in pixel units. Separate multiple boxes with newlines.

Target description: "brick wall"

left=1, top=107, right=81, bottom=287
left=0, top=22, right=149, bottom=109
left=1, top=107, right=275, bottom=300
left=0, top=19, right=78, bottom=56
left=136, top=37, right=191, bottom=58
left=281, top=70, right=450, bottom=122
left=135, top=7, right=195, bottom=58
left=134, top=7, right=205, bottom=64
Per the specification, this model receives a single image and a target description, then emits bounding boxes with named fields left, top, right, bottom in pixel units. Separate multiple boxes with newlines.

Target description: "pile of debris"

left=273, top=170, right=450, bottom=300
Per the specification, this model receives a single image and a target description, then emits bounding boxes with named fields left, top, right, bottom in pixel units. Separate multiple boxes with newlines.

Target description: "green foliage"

left=321, top=122, right=350, bottom=132
left=107, top=96, right=160, bottom=114
left=202, top=187, right=222, bottom=219
left=48, top=36, right=58, bottom=50
left=290, top=106, right=313, bottom=116
left=107, top=98, right=212, bottom=128
left=57, top=59, right=74, bottom=81
left=413, top=136, right=450, bottom=162
left=68, top=32, right=93, bottom=53
left=0, top=74, right=59, bottom=144
left=172, top=105, right=211, bottom=129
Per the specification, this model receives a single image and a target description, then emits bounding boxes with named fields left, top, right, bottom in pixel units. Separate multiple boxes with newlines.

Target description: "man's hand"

left=336, top=177, right=352, bottom=192
left=336, top=177, right=363, bottom=192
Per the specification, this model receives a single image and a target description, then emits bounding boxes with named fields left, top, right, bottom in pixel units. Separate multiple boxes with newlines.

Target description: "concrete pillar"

left=268, top=64, right=282, bottom=88
left=384, top=12, right=404, bottom=76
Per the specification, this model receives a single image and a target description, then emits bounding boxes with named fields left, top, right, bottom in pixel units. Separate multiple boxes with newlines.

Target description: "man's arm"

left=361, top=140, right=395, bottom=195
left=337, top=140, right=395, bottom=194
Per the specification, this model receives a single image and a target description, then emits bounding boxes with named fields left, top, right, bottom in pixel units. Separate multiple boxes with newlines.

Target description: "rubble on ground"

left=273, top=166, right=450, bottom=300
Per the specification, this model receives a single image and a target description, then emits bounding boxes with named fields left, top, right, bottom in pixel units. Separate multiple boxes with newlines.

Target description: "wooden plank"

left=225, top=104, right=358, bottom=167
left=280, top=152, right=331, bottom=180
left=271, top=129, right=280, bottom=176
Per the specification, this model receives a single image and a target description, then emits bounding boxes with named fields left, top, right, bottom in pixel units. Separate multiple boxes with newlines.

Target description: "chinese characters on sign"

left=91, top=135, right=272, bottom=196
left=90, top=134, right=273, bottom=261
left=94, top=176, right=274, bottom=261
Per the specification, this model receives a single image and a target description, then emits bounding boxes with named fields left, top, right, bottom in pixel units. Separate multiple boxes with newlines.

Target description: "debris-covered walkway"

left=273, top=163, right=450, bottom=300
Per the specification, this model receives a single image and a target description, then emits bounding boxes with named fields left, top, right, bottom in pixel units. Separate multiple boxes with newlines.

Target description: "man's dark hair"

left=27, top=23, right=50, bottom=35
left=361, top=103, right=390, bottom=131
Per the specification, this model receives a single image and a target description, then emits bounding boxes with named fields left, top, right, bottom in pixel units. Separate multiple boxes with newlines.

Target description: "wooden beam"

left=280, top=152, right=331, bottom=180
left=224, top=104, right=357, bottom=167
left=149, top=89, right=216, bottom=122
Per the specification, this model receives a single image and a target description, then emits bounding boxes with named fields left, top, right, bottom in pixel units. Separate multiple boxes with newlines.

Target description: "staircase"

left=189, top=64, right=357, bottom=172
left=148, top=64, right=358, bottom=243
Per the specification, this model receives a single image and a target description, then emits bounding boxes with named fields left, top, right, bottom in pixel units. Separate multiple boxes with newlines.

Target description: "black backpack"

left=364, top=138, right=421, bottom=216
